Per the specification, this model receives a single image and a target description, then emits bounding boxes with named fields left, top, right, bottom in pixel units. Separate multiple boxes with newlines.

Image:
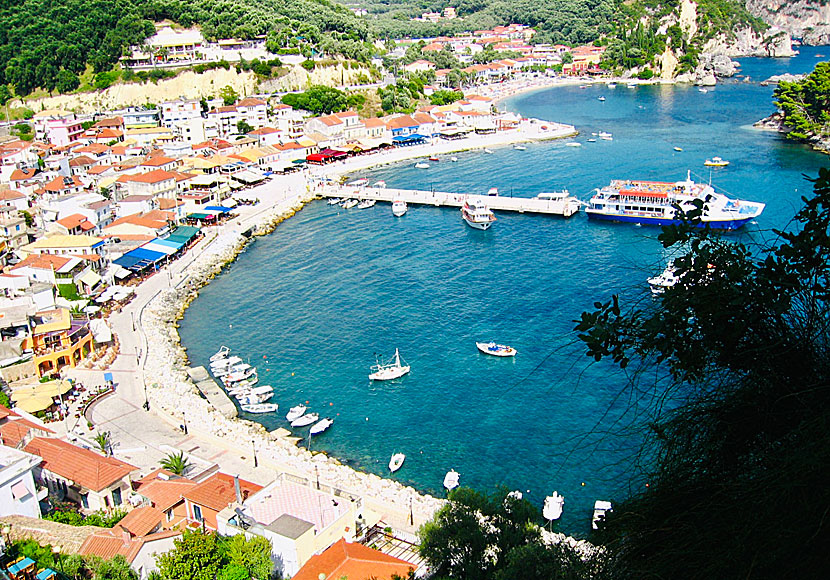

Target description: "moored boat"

left=566, top=142, right=582, bottom=147
left=327, top=197, right=342, bottom=205
left=415, top=162, right=430, bottom=169
left=483, top=148, right=494, bottom=154
left=341, top=199, right=359, bottom=209
left=241, top=402, right=278, bottom=414
left=210, top=346, right=229, bottom=362
left=291, top=412, right=320, bottom=427
left=310, top=417, right=334, bottom=435
left=648, top=263, right=679, bottom=294
left=235, top=385, right=274, bottom=405
left=347, top=178, right=369, bottom=187
left=476, top=342, right=517, bottom=357
left=461, top=199, right=496, bottom=230
left=374, top=180, right=387, bottom=188
left=444, top=469, right=460, bottom=491
left=285, top=405, right=307, bottom=422
left=392, top=199, right=408, bottom=217
left=429, top=155, right=440, bottom=161
left=544, top=491, right=565, bottom=521
left=704, top=156, right=729, bottom=167
left=598, top=131, right=613, bottom=140
left=389, top=453, right=406, bottom=472
left=450, top=156, right=458, bottom=162
left=598, top=96, right=606, bottom=101
left=585, top=171, right=765, bottom=229
left=487, top=187, right=499, bottom=196
left=514, top=145, right=527, bottom=151
left=369, top=348, right=410, bottom=381
left=357, top=199, right=376, bottom=209
left=592, top=500, right=613, bottom=529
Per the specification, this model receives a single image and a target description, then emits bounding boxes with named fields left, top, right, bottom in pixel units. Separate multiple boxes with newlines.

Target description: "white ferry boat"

left=585, top=171, right=765, bottom=229
left=461, top=199, right=497, bottom=230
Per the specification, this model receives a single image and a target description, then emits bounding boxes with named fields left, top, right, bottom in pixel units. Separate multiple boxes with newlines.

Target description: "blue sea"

left=179, top=47, right=828, bottom=534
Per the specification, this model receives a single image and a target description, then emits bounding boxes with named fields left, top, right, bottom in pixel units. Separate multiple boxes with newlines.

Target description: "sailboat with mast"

left=368, top=348, right=410, bottom=381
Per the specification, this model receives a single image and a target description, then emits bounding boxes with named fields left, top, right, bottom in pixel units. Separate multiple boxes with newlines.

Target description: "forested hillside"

left=0, top=0, right=371, bottom=96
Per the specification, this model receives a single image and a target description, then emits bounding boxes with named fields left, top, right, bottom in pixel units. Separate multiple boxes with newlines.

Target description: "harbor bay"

left=179, top=47, right=828, bottom=533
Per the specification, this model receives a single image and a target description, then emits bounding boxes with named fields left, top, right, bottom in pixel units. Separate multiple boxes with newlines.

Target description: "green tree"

left=159, top=451, right=191, bottom=476
left=157, top=530, right=223, bottom=580
left=56, top=69, right=80, bottom=93
left=93, top=431, right=110, bottom=454
left=20, top=210, right=33, bottom=227
left=220, top=534, right=273, bottom=580
left=775, top=61, right=830, bottom=141
left=85, top=555, right=137, bottom=580
left=219, top=85, right=239, bottom=107
left=576, top=169, right=830, bottom=578
left=281, top=85, right=350, bottom=115
left=430, top=89, right=463, bottom=106
left=236, top=120, right=254, bottom=134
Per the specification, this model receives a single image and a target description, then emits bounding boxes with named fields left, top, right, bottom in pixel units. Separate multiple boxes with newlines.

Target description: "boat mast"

left=394, top=348, right=400, bottom=367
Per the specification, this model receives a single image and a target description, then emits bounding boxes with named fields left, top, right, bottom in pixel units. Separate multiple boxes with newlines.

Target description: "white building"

left=0, top=445, right=43, bottom=518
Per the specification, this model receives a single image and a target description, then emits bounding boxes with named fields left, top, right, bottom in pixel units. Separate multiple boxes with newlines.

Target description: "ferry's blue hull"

left=585, top=212, right=754, bottom=230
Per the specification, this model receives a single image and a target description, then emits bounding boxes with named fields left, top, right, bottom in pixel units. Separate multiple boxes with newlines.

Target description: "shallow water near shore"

left=180, top=47, right=828, bottom=534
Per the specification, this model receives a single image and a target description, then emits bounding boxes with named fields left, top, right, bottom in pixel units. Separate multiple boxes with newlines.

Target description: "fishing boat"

left=392, top=199, right=408, bottom=217
left=487, top=187, right=499, bottom=196
left=369, top=348, right=410, bottom=381
left=535, top=191, right=582, bottom=217
left=310, top=417, right=334, bottom=435
left=223, top=365, right=257, bottom=384
left=585, top=171, right=765, bottom=229
left=598, top=96, right=606, bottom=101
left=461, top=199, right=496, bottom=230
left=210, top=346, right=229, bottom=362
left=443, top=469, right=460, bottom=491
left=450, top=156, right=458, bottom=162
left=211, top=355, right=242, bottom=370
left=476, top=342, right=517, bottom=357
left=415, top=162, right=430, bottom=169
left=241, top=403, right=278, bottom=414
left=514, top=145, right=527, bottom=151
left=543, top=492, right=565, bottom=521
left=592, top=500, right=613, bottom=530
left=285, top=405, right=307, bottom=422
left=483, top=148, right=494, bottom=154
left=357, top=199, right=376, bottom=209
left=235, top=385, right=274, bottom=405
left=648, top=263, right=679, bottom=294
left=291, top=412, right=320, bottom=427
left=327, top=197, right=342, bottom=205
left=389, top=453, right=406, bottom=473
left=341, top=199, right=359, bottom=209
left=704, top=156, right=730, bottom=167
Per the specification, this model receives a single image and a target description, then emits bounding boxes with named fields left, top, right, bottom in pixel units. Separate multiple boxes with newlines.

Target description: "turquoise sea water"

left=179, top=47, right=828, bottom=534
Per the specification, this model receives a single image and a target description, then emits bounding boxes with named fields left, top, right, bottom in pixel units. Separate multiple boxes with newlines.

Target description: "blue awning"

left=152, top=238, right=183, bottom=250
left=204, top=206, right=231, bottom=213
left=130, top=247, right=166, bottom=262
left=112, top=254, right=145, bottom=269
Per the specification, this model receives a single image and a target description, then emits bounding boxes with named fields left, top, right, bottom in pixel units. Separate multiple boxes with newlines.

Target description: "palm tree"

left=159, top=451, right=191, bottom=476
left=93, top=431, right=110, bottom=455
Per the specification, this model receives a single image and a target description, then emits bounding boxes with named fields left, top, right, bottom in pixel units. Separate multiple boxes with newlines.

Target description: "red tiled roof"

left=385, top=115, right=419, bottom=130
left=10, top=168, right=37, bottom=181
left=0, top=190, right=26, bottom=200
left=237, top=97, right=266, bottom=107
left=0, top=406, right=54, bottom=447
left=41, top=175, right=84, bottom=192
left=183, top=472, right=262, bottom=512
left=115, top=506, right=164, bottom=537
left=248, top=127, right=280, bottom=135
left=11, top=254, right=72, bottom=272
left=56, top=214, right=91, bottom=230
left=80, top=529, right=181, bottom=563
left=122, top=169, right=176, bottom=184
left=141, top=156, right=175, bottom=167
left=292, top=539, right=413, bottom=580
left=135, top=469, right=198, bottom=512
left=94, top=117, right=124, bottom=128
left=24, top=437, right=137, bottom=492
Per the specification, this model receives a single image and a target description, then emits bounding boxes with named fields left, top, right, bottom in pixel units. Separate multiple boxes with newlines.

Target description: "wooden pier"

left=319, top=185, right=582, bottom=217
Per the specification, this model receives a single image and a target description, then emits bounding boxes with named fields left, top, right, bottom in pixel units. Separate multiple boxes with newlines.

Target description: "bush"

left=301, top=59, right=315, bottom=71
left=93, top=71, right=118, bottom=91
left=638, top=68, right=655, bottom=79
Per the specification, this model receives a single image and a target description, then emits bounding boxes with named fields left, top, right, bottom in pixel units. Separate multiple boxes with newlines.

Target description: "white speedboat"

left=342, top=199, right=359, bottom=209
left=357, top=199, right=376, bottom=209
left=699, top=87, right=709, bottom=93
left=392, top=199, right=407, bottom=217
left=487, top=187, right=499, bottom=196
left=389, top=453, right=405, bottom=473
left=291, top=412, right=319, bottom=427
left=450, top=156, right=458, bottom=162
left=566, top=142, right=582, bottom=147
left=444, top=469, right=460, bottom=491
left=241, top=402, right=278, bottom=414
left=210, top=346, right=229, bottom=363
left=543, top=491, right=565, bottom=522
left=674, top=147, right=683, bottom=152
left=285, top=405, right=307, bottom=422
left=211, top=355, right=242, bottom=370
left=704, top=156, right=729, bottom=167
left=587, top=138, right=597, bottom=142
left=514, top=145, right=527, bottom=151
left=483, top=148, right=494, bottom=154
left=598, top=131, right=613, bottom=140
left=461, top=199, right=496, bottom=230
left=223, top=365, right=257, bottom=384
left=310, top=417, right=334, bottom=435
left=415, top=162, right=430, bottom=169
left=369, top=348, right=410, bottom=381
left=476, top=342, right=517, bottom=357
left=374, top=180, right=387, bottom=188
left=648, top=263, right=679, bottom=294
left=236, top=385, right=274, bottom=405
left=598, top=96, right=606, bottom=101
left=592, top=500, right=613, bottom=529
left=327, top=197, right=342, bottom=205
left=607, top=83, right=617, bottom=89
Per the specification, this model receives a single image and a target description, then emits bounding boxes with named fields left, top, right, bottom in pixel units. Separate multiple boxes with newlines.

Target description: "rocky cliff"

left=746, top=0, right=830, bottom=46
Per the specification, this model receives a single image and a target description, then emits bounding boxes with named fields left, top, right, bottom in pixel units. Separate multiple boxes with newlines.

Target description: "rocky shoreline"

left=753, top=111, right=830, bottom=155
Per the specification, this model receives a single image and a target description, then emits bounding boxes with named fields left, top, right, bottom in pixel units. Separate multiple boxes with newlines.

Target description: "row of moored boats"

left=209, top=346, right=334, bottom=435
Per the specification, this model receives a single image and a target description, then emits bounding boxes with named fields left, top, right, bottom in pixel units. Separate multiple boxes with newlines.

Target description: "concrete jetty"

left=187, top=366, right=238, bottom=418
left=320, top=185, right=582, bottom=217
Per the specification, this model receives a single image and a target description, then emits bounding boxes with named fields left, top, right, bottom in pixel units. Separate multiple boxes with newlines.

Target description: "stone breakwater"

left=138, top=191, right=445, bottom=530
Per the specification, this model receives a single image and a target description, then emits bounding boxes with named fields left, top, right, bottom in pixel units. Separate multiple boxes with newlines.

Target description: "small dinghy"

left=310, top=417, right=334, bottom=435
left=285, top=405, right=307, bottom=422
left=291, top=412, right=320, bottom=427
left=389, top=453, right=406, bottom=473
left=543, top=491, right=565, bottom=522
left=444, top=469, right=460, bottom=491
left=415, top=162, right=430, bottom=169
left=450, top=156, right=458, bottom=162
left=514, top=145, right=527, bottom=151
left=327, top=197, right=342, bottom=205
left=476, top=342, right=517, bottom=357
left=210, top=346, right=229, bottom=362
left=241, top=403, right=278, bottom=414
left=357, top=199, right=376, bottom=209
left=342, top=199, right=359, bottom=209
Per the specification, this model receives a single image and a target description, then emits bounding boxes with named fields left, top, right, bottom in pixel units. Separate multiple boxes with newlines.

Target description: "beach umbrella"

left=10, top=380, right=72, bottom=401
left=14, top=395, right=55, bottom=413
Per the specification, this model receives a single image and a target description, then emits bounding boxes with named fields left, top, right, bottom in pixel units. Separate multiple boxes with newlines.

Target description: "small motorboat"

left=627, top=83, right=636, bottom=89
left=543, top=491, right=565, bottom=522
left=483, top=148, right=494, bottom=154
left=566, top=142, right=582, bottom=147
left=674, top=147, right=683, bottom=152
left=450, top=156, right=458, bottom=162
left=310, top=417, right=334, bottom=435
left=514, top=145, right=527, bottom=151
left=648, top=263, right=679, bottom=295
left=374, top=180, right=387, bottom=188
left=487, top=187, right=499, bottom=196
left=285, top=405, right=307, bottom=422
left=704, top=156, right=729, bottom=167
left=369, top=348, right=410, bottom=381
left=598, top=96, right=606, bottom=101
left=347, top=178, right=369, bottom=187
left=429, top=155, right=440, bottom=161
left=415, top=162, right=430, bottom=169
left=389, top=453, right=406, bottom=473
left=476, top=342, right=517, bottom=357
left=357, top=199, right=376, bottom=209
left=235, top=385, right=273, bottom=405
left=392, top=199, right=407, bottom=217
left=341, top=199, right=359, bottom=209
left=291, top=412, right=320, bottom=427
left=241, top=403, right=278, bottom=414
left=699, top=87, right=709, bottom=93
left=210, top=346, right=229, bottom=363
left=587, top=138, right=597, bottom=142
left=327, top=197, right=342, bottom=205
left=592, top=500, right=613, bottom=530
left=607, top=83, right=617, bottom=89
left=598, top=131, right=613, bottom=141
left=211, top=355, right=242, bottom=370
left=444, top=469, right=460, bottom=491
